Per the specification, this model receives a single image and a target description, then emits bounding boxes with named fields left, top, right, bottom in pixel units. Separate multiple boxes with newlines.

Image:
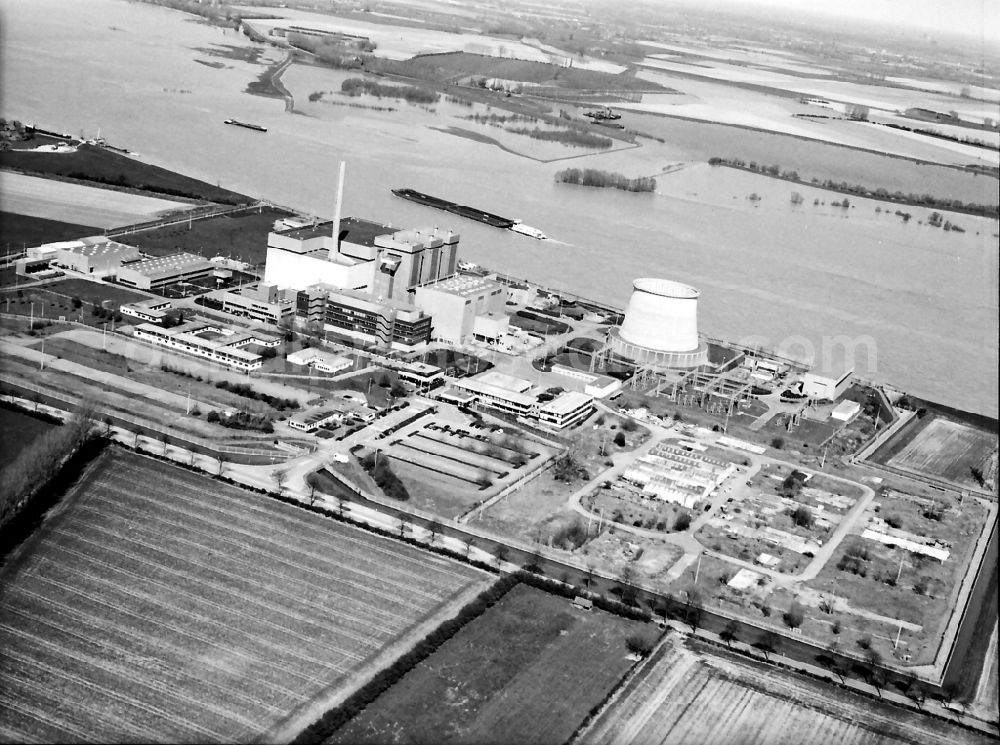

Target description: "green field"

left=331, top=583, right=650, bottom=745
left=35, top=277, right=151, bottom=307
left=116, top=206, right=292, bottom=266
left=0, top=144, right=248, bottom=204
left=0, top=405, right=59, bottom=469
left=0, top=449, right=486, bottom=742
left=0, top=211, right=92, bottom=252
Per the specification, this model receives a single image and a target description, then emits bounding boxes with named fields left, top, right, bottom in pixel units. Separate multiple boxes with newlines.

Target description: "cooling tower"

left=610, top=278, right=709, bottom=368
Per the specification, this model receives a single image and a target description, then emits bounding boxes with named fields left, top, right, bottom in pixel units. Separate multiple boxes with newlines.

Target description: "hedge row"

left=293, top=574, right=521, bottom=743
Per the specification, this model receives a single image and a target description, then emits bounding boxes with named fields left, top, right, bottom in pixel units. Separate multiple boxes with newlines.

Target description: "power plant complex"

left=609, top=278, right=709, bottom=369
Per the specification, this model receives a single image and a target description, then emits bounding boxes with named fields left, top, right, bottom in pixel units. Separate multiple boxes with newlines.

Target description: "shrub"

left=791, top=505, right=813, bottom=528
left=783, top=602, right=806, bottom=629
left=770, top=436, right=785, bottom=450
left=673, top=511, right=692, bottom=531
left=613, top=431, right=626, bottom=447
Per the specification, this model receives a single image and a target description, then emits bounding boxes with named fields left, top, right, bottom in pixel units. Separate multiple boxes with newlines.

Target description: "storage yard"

left=0, top=450, right=488, bottom=743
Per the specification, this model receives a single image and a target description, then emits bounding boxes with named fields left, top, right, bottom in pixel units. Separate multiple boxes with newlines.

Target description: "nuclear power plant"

left=608, top=278, right=709, bottom=368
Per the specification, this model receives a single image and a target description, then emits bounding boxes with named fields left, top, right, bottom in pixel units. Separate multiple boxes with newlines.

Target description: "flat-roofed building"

left=802, top=363, right=854, bottom=401
left=120, top=298, right=172, bottom=324
left=132, top=320, right=277, bottom=371
left=212, top=283, right=296, bottom=325
left=117, top=252, right=215, bottom=290
left=396, top=361, right=444, bottom=389
left=322, top=287, right=432, bottom=349
left=453, top=376, right=536, bottom=417
left=536, top=391, right=595, bottom=430
left=414, top=274, right=508, bottom=344
left=54, top=237, right=141, bottom=278
left=286, top=348, right=352, bottom=374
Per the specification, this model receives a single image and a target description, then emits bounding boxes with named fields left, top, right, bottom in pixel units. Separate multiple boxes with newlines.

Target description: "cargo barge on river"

left=391, top=188, right=515, bottom=229
left=224, top=119, right=267, bottom=132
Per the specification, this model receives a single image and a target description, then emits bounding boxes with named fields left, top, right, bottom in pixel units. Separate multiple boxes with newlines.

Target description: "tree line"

left=555, top=168, right=656, bottom=192
left=708, top=157, right=999, bottom=219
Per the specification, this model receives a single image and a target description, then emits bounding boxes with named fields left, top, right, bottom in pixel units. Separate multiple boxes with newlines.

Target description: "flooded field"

left=2, top=0, right=997, bottom=416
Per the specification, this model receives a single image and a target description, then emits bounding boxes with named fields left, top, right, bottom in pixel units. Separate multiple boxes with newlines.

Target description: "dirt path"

left=258, top=579, right=492, bottom=744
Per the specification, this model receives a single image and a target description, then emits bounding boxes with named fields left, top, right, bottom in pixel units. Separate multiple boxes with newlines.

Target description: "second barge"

left=391, top=188, right=515, bottom=229
left=224, top=119, right=267, bottom=132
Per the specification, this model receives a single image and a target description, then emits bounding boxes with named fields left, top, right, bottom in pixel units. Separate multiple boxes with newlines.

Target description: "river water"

left=2, top=0, right=997, bottom=416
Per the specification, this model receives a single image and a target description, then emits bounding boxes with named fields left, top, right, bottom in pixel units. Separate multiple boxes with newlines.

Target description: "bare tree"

left=398, top=515, right=410, bottom=539
left=159, top=432, right=169, bottom=456
left=427, top=519, right=443, bottom=545
left=758, top=630, right=779, bottom=661
left=463, top=536, right=476, bottom=558
left=720, top=619, right=740, bottom=647
left=272, top=468, right=289, bottom=496
left=308, top=483, right=318, bottom=507
left=492, top=544, right=509, bottom=569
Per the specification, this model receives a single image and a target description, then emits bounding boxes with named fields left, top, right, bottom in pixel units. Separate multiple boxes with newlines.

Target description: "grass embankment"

left=708, top=158, right=999, bottom=219
left=0, top=212, right=93, bottom=251
left=0, top=401, right=61, bottom=470
left=0, top=144, right=248, bottom=205
left=556, top=168, right=656, bottom=192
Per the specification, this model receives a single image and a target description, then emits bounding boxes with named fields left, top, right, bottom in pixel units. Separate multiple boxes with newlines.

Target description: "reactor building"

left=608, top=278, right=709, bottom=368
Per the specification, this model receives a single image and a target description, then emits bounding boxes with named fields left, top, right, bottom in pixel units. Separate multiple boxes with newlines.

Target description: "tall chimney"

left=332, top=160, right=346, bottom=248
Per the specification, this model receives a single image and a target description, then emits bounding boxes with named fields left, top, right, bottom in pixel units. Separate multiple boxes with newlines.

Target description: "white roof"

left=475, top=370, right=532, bottom=393
left=539, top=391, right=594, bottom=415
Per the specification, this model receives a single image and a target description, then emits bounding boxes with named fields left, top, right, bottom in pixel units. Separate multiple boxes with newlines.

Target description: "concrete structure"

left=286, top=348, right=352, bottom=374
left=536, top=391, right=595, bottom=429
left=550, top=364, right=623, bottom=398
left=609, top=278, right=708, bottom=368
left=413, top=275, right=508, bottom=344
left=802, top=365, right=854, bottom=401
left=132, top=320, right=279, bottom=371
left=117, top=252, right=216, bottom=291
left=53, top=237, right=141, bottom=278
left=831, top=399, right=862, bottom=422
left=264, top=218, right=459, bottom=301
left=14, top=256, right=61, bottom=279
left=288, top=398, right=373, bottom=432
left=396, top=361, right=445, bottom=389
left=211, top=283, right=296, bottom=326
left=451, top=371, right=594, bottom=429
left=294, top=283, right=433, bottom=348
left=120, top=298, right=172, bottom=324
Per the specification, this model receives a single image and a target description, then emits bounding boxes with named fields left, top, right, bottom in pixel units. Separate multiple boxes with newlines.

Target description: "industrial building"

left=288, top=398, right=374, bottom=432
left=286, top=348, right=353, bottom=374
left=120, top=298, right=172, bottom=324
left=52, top=237, right=141, bottom=278
left=208, top=283, right=296, bottom=326
left=296, top=284, right=433, bottom=349
left=549, top=364, right=623, bottom=398
left=413, top=274, right=509, bottom=345
left=117, top=252, right=216, bottom=291
left=609, top=278, right=709, bottom=368
left=802, top=364, right=854, bottom=401
left=132, top=320, right=279, bottom=371
left=264, top=217, right=459, bottom=301
left=449, top=371, right=595, bottom=430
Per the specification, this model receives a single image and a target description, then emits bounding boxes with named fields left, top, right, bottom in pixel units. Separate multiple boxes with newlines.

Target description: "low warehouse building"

left=117, top=252, right=216, bottom=291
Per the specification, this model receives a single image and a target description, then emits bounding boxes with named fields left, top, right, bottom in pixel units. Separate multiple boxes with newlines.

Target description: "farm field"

left=584, top=637, right=990, bottom=745
left=0, top=211, right=92, bottom=253
left=0, top=449, right=487, bottom=743
left=330, top=583, right=650, bottom=745
left=0, top=171, right=189, bottom=229
left=886, top=418, right=997, bottom=490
